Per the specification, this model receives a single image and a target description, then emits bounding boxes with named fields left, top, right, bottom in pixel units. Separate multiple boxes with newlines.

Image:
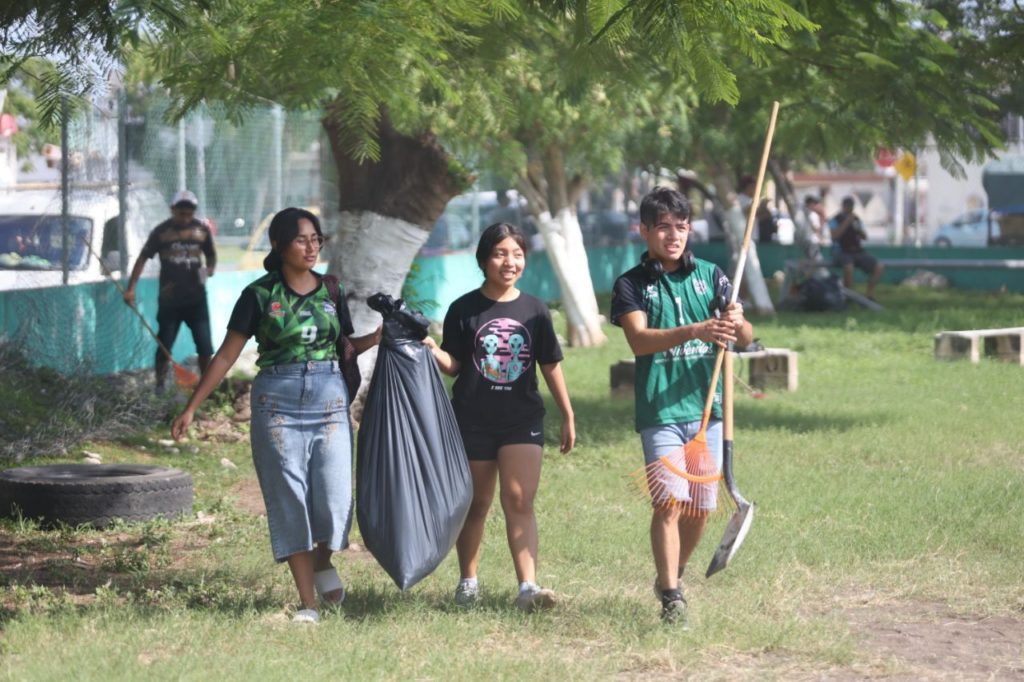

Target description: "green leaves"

left=6, top=0, right=1013, bottom=196
left=853, top=52, right=899, bottom=70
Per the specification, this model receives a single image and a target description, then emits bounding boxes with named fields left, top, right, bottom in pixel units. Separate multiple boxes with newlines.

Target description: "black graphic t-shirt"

left=140, top=218, right=217, bottom=306
left=441, top=289, right=563, bottom=431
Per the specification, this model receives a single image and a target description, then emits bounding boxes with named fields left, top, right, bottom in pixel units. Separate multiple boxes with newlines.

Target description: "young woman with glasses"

left=171, top=207, right=380, bottom=624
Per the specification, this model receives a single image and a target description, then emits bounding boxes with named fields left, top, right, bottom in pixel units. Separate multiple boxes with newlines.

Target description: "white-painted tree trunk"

left=325, top=210, right=430, bottom=417
left=725, top=205, right=776, bottom=315
left=535, top=208, right=607, bottom=346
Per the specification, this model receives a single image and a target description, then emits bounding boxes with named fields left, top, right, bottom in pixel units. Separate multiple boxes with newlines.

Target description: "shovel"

left=702, top=103, right=779, bottom=578
left=706, top=348, right=754, bottom=577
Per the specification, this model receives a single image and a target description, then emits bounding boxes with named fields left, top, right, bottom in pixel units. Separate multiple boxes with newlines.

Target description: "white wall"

left=921, top=144, right=988, bottom=237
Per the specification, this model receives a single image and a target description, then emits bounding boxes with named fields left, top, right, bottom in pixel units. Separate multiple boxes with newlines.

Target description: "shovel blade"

left=705, top=501, right=755, bottom=578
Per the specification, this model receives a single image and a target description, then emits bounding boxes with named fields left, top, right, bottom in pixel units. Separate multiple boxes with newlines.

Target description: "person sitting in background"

left=828, top=196, right=884, bottom=300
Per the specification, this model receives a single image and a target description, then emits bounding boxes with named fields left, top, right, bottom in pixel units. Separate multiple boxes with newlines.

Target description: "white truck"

left=0, top=185, right=166, bottom=291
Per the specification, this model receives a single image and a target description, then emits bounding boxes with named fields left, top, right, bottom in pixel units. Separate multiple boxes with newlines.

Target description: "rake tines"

left=628, top=434, right=723, bottom=515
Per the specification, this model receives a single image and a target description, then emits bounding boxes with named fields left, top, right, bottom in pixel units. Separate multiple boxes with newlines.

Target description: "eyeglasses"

left=293, top=235, right=327, bottom=249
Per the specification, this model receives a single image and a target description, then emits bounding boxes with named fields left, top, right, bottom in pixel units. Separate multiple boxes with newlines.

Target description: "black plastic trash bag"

left=356, top=293, right=472, bottom=590
left=799, top=274, right=847, bottom=312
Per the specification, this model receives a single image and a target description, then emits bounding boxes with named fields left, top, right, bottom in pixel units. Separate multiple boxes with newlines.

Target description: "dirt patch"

left=230, top=478, right=266, bottom=517
left=0, top=532, right=132, bottom=592
left=841, top=600, right=1024, bottom=680
left=192, top=411, right=248, bottom=443
left=701, top=596, right=1024, bottom=681
left=226, top=479, right=372, bottom=562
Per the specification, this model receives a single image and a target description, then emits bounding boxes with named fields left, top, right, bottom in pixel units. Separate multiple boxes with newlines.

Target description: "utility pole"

left=272, top=104, right=283, bottom=211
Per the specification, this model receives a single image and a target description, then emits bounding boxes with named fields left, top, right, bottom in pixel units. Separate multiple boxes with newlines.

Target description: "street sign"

left=0, top=113, right=17, bottom=137
left=875, top=147, right=897, bottom=168
left=895, top=151, right=916, bottom=181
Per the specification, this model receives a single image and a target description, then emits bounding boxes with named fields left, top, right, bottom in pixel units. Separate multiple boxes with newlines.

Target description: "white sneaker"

left=454, top=579, right=479, bottom=608
left=515, top=584, right=556, bottom=613
left=292, top=608, right=320, bottom=624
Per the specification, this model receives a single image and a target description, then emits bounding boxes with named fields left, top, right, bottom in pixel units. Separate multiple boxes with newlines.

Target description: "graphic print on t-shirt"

left=474, top=317, right=532, bottom=384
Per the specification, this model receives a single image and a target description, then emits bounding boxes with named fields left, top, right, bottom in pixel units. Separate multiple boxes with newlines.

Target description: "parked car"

left=580, top=209, right=640, bottom=246
left=932, top=209, right=990, bottom=247
left=422, top=190, right=533, bottom=254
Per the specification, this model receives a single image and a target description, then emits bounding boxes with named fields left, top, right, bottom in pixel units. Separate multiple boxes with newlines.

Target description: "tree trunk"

left=768, top=159, right=798, bottom=221
left=322, top=101, right=462, bottom=228
left=534, top=208, right=607, bottom=346
left=321, top=99, right=464, bottom=418
left=517, top=144, right=606, bottom=347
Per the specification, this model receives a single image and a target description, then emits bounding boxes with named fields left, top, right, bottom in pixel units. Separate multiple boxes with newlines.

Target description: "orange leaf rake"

left=628, top=350, right=727, bottom=516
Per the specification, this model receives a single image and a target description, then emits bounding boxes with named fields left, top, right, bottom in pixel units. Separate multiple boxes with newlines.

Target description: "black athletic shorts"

left=458, top=418, right=545, bottom=461
left=832, top=250, right=878, bottom=275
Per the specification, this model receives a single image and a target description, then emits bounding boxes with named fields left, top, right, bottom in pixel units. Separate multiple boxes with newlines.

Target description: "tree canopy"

left=0, top=1, right=207, bottom=124
left=620, top=0, right=1014, bottom=186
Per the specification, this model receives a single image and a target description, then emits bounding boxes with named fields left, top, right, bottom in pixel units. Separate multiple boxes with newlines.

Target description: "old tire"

left=0, top=464, right=193, bottom=528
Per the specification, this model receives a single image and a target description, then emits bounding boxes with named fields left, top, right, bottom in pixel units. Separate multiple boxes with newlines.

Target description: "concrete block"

left=934, top=327, right=1024, bottom=364
left=736, top=348, right=799, bottom=391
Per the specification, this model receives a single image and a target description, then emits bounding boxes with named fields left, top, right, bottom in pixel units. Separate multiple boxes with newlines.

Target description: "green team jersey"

left=228, top=271, right=347, bottom=368
left=610, top=258, right=731, bottom=431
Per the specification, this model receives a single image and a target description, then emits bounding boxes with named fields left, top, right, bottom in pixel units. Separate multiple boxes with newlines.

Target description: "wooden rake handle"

left=76, top=231, right=182, bottom=367
left=699, top=101, right=780, bottom=428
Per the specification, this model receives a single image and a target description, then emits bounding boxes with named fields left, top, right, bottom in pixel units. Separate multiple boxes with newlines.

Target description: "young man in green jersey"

left=611, top=187, right=753, bottom=625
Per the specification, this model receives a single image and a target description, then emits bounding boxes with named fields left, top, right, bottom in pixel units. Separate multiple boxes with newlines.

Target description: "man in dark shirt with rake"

left=124, top=190, right=217, bottom=390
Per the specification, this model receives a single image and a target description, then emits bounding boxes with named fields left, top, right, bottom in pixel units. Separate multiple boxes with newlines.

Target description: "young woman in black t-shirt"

left=423, top=222, right=575, bottom=612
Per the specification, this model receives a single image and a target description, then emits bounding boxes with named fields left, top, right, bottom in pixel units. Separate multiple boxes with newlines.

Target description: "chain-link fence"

left=126, top=95, right=324, bottom=258
left=0, top=92, right=325, bottom=376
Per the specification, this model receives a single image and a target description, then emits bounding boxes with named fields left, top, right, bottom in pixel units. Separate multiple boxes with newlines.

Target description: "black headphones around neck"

left=640, top=250, right=696, bottom=282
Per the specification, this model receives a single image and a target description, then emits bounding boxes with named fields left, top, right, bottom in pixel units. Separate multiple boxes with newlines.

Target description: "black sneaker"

left=652, top=567, right=685, bottom=599
left=660, top=589, right=688, bottom=627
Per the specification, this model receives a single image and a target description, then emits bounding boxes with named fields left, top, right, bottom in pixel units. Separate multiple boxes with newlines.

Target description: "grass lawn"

left=1, top=284, right=1022, bottom=680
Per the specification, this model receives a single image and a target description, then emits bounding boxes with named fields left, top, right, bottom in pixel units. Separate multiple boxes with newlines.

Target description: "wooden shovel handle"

left=723, top=347, right=734, bottom=441
left=698, top=101, right=779, bottom=427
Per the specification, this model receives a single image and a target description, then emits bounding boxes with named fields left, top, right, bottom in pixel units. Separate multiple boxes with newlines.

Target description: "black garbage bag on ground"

left=799, top=274, right=847, bottom=312
left=356, top=293, right=471, bottom=590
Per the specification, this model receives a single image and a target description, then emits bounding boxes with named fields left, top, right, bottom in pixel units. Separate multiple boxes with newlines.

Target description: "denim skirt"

left=250, top=360, right=353, bottom=561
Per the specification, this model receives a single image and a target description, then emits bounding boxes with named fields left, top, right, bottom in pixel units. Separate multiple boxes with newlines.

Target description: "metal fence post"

left=61, top=96, right=70, bottom=285
left=118, top=89, right=128, bottom=276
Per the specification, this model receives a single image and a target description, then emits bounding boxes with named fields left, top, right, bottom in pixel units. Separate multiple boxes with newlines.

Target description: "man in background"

left=828, top=196, right=883, bottom=300
left=124, top=190, right=216, bottom=390
left=796, top=195, right=827, bottom=261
